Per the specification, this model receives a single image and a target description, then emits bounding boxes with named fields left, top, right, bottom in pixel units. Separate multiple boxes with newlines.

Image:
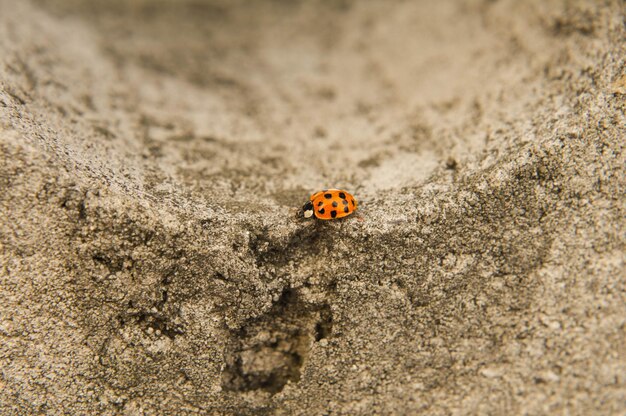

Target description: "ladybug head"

left=302, top=201, right=314, bottom=218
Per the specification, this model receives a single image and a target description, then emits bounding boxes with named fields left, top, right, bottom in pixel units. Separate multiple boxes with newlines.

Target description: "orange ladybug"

left=303, top=189, right=357, bottom=220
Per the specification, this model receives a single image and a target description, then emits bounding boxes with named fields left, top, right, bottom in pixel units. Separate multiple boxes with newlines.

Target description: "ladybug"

left=303, top=189, right=357, bottom=220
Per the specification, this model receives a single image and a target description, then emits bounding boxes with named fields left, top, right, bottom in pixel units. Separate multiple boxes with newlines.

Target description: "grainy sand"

left=1, top=0, right=624, bottom=414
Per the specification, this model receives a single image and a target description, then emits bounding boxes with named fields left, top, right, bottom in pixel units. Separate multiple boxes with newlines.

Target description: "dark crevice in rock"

left=314, top=306, right=333, bottom=341
left=91, top=252, right=125, bottom=274
left=121, top=310, right=185, bottom=339
left=222, top=288, right=332, bottom=394
left=248, top=222, right=335, bottom=268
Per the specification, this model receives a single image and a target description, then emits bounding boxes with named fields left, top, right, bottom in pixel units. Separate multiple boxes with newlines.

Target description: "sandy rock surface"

left=1, top=0, right=624, bottom=414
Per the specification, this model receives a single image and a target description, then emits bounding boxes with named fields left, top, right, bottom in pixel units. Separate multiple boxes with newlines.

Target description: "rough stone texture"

left=0, top=0, right=624, bottom=414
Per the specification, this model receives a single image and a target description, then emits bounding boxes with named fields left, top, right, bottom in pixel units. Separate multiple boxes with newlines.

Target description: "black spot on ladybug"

left=332, top=201, right=338, bottom=207
left=342, top=199, right=348, bottom=205
left=318, top=201, right=323, bottom=206
left=324, top=193, right=332, bottom=199
left=351, top=199, right=355, bottom=206
left=338, top=192, right=346, bottom=199
left=343, top=207, right=349, bottom=213
left=319, top=208, right=325, bottom=214
left=331, top=210, right=337, bottom=218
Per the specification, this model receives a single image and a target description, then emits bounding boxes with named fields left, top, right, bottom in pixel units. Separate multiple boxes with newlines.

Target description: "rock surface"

left=1, top=0, right=624, bottom=414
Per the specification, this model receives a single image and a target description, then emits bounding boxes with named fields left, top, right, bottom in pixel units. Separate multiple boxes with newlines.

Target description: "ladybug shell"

left=305, top=189, right=357, bottom=220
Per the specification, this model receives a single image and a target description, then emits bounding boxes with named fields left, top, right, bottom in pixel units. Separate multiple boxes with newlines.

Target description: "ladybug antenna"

left=303, top=201, right=314, bottom=218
